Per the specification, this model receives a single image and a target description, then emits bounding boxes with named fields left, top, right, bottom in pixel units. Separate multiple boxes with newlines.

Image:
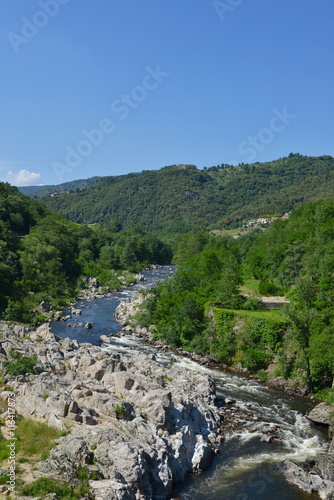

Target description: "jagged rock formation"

left=0, top=322, right=223, bottom=499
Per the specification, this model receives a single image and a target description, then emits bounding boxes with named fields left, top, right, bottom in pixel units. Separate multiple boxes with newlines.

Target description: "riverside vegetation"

left=136, top=199, right=334, bottom=399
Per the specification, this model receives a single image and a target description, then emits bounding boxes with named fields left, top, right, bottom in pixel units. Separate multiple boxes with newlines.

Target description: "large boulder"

left=36, top=448, right=76, bottom=481
left=308, top=403, right=334, bottom=427
left=283, top=459, right=334, bottom=499
left=315, top=453, right=334, bottom=482
left=58, top=435, right=93, bottom=464
left=89, top=479, right=135, bottom=500
left=36, top=322, right=57, bottom=342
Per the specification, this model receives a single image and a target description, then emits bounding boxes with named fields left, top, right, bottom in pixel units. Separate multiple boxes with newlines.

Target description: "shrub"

left=314, top=388, right=334, bottom=403
left=3, top=349, right=38, bottom=377
left=21, top=469, right=90, bottom=499
left=243, top=295, right=263, bottom=310
left=258, top=281, right=281, bottom=296
left=21, top=477, right=72, bottom=498
left=0, top=472, right=8, bottom=485
left=114, top=404, right=126, bottom=419
left=3, top=300, right=24, bottom=322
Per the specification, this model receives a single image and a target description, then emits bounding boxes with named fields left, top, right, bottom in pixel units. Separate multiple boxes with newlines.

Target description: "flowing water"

left=51, top=265, right=328, bottom=500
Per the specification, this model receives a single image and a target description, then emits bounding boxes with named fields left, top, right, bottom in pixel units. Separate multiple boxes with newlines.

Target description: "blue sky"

left=0, top=0, right=333, bottom=186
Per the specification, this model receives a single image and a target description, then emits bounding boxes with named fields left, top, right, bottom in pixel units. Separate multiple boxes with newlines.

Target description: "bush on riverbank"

left=3, top=349, right=38, bottom=377
left=207, top=308, right=287, bottom=371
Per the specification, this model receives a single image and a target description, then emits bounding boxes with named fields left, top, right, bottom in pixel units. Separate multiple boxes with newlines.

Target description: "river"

left=51, top=265, right=328, bottom=500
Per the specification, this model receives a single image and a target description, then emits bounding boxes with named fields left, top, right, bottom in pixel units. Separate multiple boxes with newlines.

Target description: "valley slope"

left=40, top=154, right=334, bottom=232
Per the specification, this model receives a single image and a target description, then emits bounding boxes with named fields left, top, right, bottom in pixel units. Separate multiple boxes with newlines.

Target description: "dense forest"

left=39, top=154, right=334, bottom=233
left=0, top=182, right=171, bottom=323
left=137, top=199, right=334, bottom=396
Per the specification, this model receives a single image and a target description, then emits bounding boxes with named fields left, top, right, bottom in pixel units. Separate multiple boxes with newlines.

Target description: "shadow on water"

left=173, top=459, right=316, bottom=500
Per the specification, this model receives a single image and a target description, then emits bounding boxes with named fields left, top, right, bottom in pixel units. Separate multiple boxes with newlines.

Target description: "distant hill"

left=18, top=176, right=101, bottom=198
left=40, top=155, right=334, bottom=233
left=18, top=185, right=53, bottom=196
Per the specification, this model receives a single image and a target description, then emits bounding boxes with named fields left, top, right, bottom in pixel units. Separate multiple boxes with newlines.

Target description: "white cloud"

left=6, top=169, right=42, bottom=186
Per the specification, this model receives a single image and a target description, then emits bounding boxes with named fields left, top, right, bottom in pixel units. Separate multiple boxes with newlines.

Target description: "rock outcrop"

left=0, top=321, right=225, bottom=499
left=308, top=403, right=334, bottom=427
left=283, top=403, right=334, bottom=499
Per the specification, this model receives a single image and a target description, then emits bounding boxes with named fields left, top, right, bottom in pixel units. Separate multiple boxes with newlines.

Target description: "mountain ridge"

left=18, top=176, right=102, bottom=197
left=28, top=154, right=334, bottom=233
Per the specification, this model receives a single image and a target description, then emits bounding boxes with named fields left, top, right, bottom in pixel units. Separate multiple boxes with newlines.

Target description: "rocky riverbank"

left=115, top=291, right=334, bottom=499
left=35, top=272, right=146, bottom=323
left=0, top=320, right=256, bottom=500
left=284, top=403, right=334, bottom=499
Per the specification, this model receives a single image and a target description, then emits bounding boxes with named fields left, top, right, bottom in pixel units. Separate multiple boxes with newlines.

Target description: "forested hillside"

left=138, top=199, right=334, bottom=395
left=0, top=182, right=171, bottom=323
left=40, top=154, right=334, bottom=233
left=18, top=176, right=101, bottom=197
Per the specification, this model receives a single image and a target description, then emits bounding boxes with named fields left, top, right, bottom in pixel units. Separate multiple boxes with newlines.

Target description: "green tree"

left=284, top=277, right=319, bottom=385
left=216, top=255, right=243, bottom=308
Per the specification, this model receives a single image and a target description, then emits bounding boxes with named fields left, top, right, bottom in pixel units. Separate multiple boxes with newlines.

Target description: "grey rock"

left=85, top=360, right=106, bottom=381
left=330, top=438, right=334, bottom=454
left=260, top=434, right=273, bottom=443
left=53, top=311, right=63, bottom=321
left=38, top=300, right=51, bottom=312
left=89, top=479, right=135, bottom=500
left=284, top=458, right=334, bottom=499
left=308, top=403, right=334, bottom=427
left=68, top=400, right=82, bottom=416
left=224, top=398, right=236, bottom=404
left=81, top=409, right=98, bottom=425
left=71, top=308, right=82, bottom=316
left=36, top=323, right=56, bottom=342
left=112, top=372, right=135, bottom=393
left=314, top=453, right=334, bottom=482
left=59, top=436, right=93, bottom=464
left=283, top=460, right=316, bottom=495
left=37, top=448, right=76, bottom=480
left=48, top=412, right=67, bottom=431
left=191, top=435, right=213, bottom=471
left=100, top=335, right=111, bottom=344
left=13, top=324, right=30, bottom=337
